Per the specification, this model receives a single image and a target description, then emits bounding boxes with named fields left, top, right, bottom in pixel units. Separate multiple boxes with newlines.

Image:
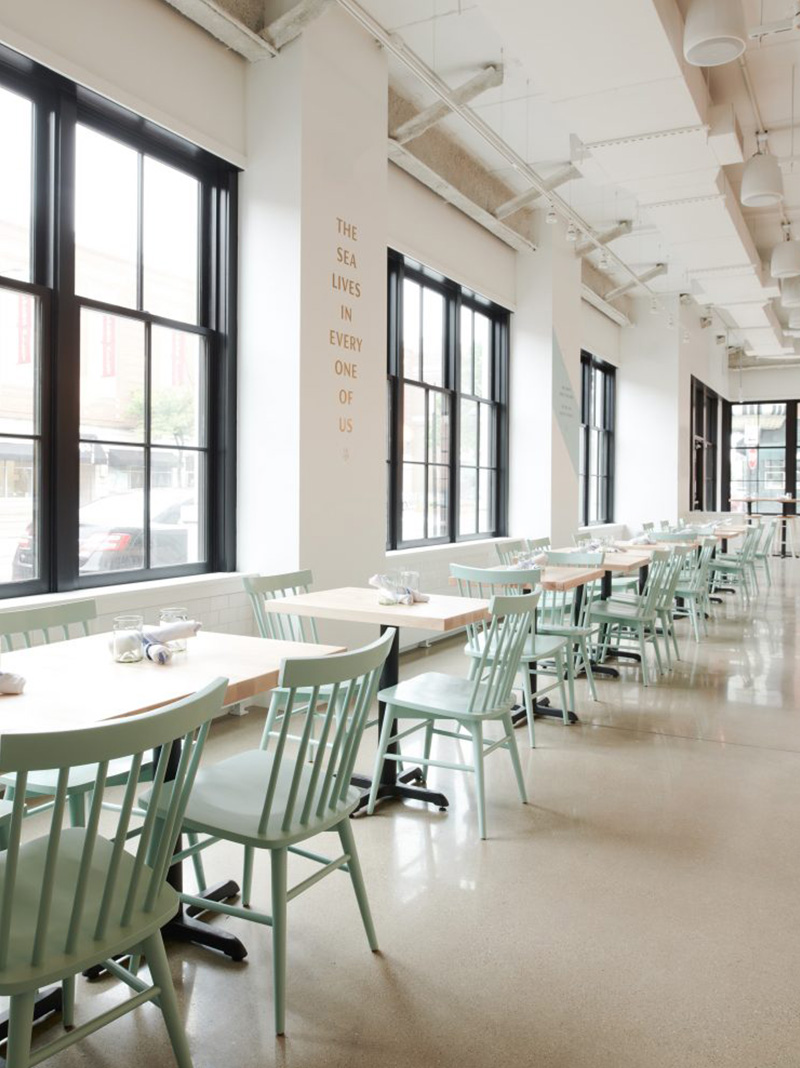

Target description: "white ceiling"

left=359, top=0, right=800, bottom=361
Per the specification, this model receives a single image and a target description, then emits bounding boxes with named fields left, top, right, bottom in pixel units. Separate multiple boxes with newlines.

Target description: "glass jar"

left=159, top=606, right=189, bottom=652
left=400, top=570, right=420, bottom=593
left=112, top=615, right=143, bottom=663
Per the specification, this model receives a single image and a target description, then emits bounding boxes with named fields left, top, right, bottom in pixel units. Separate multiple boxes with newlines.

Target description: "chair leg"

left=185, top=832, right=207, bottom=893
left=670, top=614, right=680, bottom=661
left=651, top=627, right=664, bottom=677
left=141, top=933, right=194, bottom=1068
left=580, top=637, right=598, bottom=701
left=638, top=627, right=649, bottom=687
left=689, top=597, right=700, bottom=643
left=6, top=990, right=35, bottom=1068
left=556, top=652, right=570, bottom=725
left=62, top=975, right=75, bottom=1029
left=270, top=848, right=288, bottom=1035
left=519, top=666, right=536, bottom=749
left=242, top=846, right=254, bottom=908
left=367, top=707, right=397, bottom=814
left=469, top=723, right=488, bottom=840
left=422, top=721, right=434, bottom=771
left=659, top=612, right=672, bottom=671
left=502, top=713, right=527, bottom=804
left=337, top=818, right=378, bottom=951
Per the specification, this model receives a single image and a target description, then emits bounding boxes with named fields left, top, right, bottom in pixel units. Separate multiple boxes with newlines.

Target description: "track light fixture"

left=683, top=0, right=746, bottom=67
left=650, top=296, right=659, bottom=314
left=566, top=221, right=578, bottom=242
left=598, top=248, right=609, bottom=270
left=545, top=204, right=557, bottom=225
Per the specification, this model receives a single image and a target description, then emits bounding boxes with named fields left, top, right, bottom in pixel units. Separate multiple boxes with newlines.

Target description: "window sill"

left=0, top=572, right=245, bottom=613
left=387, top=537, right=508, bottom=559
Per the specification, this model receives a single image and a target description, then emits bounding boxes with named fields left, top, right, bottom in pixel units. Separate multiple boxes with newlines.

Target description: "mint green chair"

left=369, top=594, right=536, bottom=839
left=674, top=537, right=716, bottom=642
left=588, top=549, right=671, bottom=686
left=243, top=570, right=320, bottom=642
left=537, top=550, right=602, bottom=706
left=495, top=540, right=528, bottom=565
left=0, top=600, right=96, bottom=652
left=710, top=525, right=760, bottom=606
left=450, top=564, right=569, bottom=747
left=0, top=676, right=227, bottom=1068
left=527, top=536, right=551, bottom=553
left=754, top=519, right=777, bottom=587
left=659, top=520, right=670, bottom=530
left=642, top=522, right=655, bottom=533
left=159, top=632, right=393, bottom=1036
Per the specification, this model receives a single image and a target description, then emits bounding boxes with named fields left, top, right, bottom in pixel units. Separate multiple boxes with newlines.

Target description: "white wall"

left=0, top=0, right=246, bottom=164
left=582, top=302, right=621, bottom=368
left=387, top=164, right=517, bottom=311
left=734, top=365, right=800, bottom=401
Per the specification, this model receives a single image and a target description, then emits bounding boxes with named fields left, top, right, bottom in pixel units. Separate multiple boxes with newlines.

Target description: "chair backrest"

left=758, top=518, right=777, bottom=556
left=572, top=533, right=591, bottom=547
left=0, top=600, right=96, bottom=653
left=545, top=550, right=604, bottom=568
left=0, top=677, right=228, bottom=972
left=494, top=540, right=528, bottom=565
left=463, top=593, right=539, bottom=713
left=257, top=631, right=394, bottom=835
left=657, top=546, right=692, bottom=609
left=738, top=524, right=761, bottom=562
left=683, top=537, right=716, bottom=592
left=659, top=520, right=670, bottom=530
left=243, top=571, right=320, bottom=643
left=650, top=531, right=694, bottom=543
left=450, top=563, right=540, bottom=654
left=636, top=549, right=672, bottom=616
left=527, top=535, right=551, bottom=553
left=642, top=522, right=655, bottom=532
left=539, top=551, right=603, bottom=627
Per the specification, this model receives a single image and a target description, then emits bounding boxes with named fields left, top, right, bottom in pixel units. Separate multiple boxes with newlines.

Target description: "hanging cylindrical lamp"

left=789, top=308, right=800, bottom=330
left=781, top=276, right=800, bottom=307
left=683, top=0, right=746, bottom=67
left=741, top=132, right=784, bottom=208
left=771, top=222, right=800, bottom=278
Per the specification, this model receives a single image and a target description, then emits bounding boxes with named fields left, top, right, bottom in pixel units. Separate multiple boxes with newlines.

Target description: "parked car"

left=11, top=489, right=197, bottom=579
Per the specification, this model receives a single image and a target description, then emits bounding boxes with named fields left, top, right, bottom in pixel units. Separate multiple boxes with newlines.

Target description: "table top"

left=550, top=547, right=651, bottom=574
left=540, top=566, right=604, bottom=590
left=0, top=631, right=344, bottom=733
left=730, top=497, right=799, bottom=504
left=261, top=586, right=490, bottom=632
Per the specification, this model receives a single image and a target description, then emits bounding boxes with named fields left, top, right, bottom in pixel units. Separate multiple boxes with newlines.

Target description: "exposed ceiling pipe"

left=575, top=220, right=632, bottom=257
left=392, top=65, right=503, bottom=145
left=494, top=163, right=579, bottom=220
left=603, top=264, right=667, bottom=302
left=335, top=0, right=662, bottom=297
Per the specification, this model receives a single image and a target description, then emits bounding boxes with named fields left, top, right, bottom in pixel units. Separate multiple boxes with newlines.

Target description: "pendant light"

left=781, top=276, right=800, bottom=307
left=683, top=0, right=746, bottom=67
left=741, top=132, right=784, bottom=208
left=771, top=223, right=800, bottom=279
left=789, top=309, right=800, bottom=330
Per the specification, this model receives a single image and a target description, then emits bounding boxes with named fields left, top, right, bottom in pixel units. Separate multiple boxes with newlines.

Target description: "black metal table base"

left=601, top=648, right=642, bottom=663
left=163, top=894, right=247, bottom=962
left=0, top=986, right=62, bottom=1042
left=511, top=699, right=579, bottom=727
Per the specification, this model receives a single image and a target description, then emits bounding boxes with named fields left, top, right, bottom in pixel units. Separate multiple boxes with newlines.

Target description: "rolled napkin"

left=368, top=574, right=430, bottom=606
left=144, top=640, right=173, bottom=665
left=141, top=620, right=201, bottom=645
left=0, top=672, right=25, bottom=695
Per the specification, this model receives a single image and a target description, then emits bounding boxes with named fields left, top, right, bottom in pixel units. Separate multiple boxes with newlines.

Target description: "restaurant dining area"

left=0, top=0, right=799, bottom=1066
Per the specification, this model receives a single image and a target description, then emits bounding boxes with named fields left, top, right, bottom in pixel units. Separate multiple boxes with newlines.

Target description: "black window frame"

left=387, top=249, right=509, bottom=550
left=579, top=351, right=615, bottom=526
left=690, top=376, right=720, bottom=511
left=0, top=43, right=237, bottom=599
left=722, top=398, right=798, bottom=514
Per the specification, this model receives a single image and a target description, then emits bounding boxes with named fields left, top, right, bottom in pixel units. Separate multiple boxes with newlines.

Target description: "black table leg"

left=353, top=626, right=450, bottom=812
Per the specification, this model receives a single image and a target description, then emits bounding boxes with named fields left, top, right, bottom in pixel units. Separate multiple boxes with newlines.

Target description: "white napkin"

left=142, top=620, right=201, bottom=644
left=368, top=575, right=430, bottom=605
left=144, top=640, right=173, bottom=665
left=0, top=672, right=25, bottom=695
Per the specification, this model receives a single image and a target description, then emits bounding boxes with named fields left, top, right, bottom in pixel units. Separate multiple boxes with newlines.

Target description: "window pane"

left=479, top=404, right=492, bottom=467
left=460, top=398, right=478, bottom=466
left=150, top=451, right=204, bottom=566
left=588, top=476, right=598, bottom=524
left=422, top=288, right=444, bottom=386
left=478, top=468, right=493, bottom=532
left=473, top=312, right=491, bottom=398
left=427, top=464, right=449, bottom=538
left=592, top=368, right=603, bottom=427
left=402, top=384, right=426, bottom=462
left=0, top=87, right=32, bottom=282
left=758, top=403, right=786, bottom=446
left=75, top=125, right=138, bottom=308
left=589, top=428, right=600, bottom=477
left=0, top=438, right=37, bottom=583
left=151, top=326, right=205, bottom=447
left=460, top=306, right=473, bottom=394
left=143, top=157, right=199, bottom=324
left=402, top=280, right=420, bottom=380
left=0, top=288, right=38, bottom=434
left=428, top=391, right=449, bottom=465
left=80, top=310, right=145, bottom=443
left=460, top=467, right=477, bottom=536
left=79, top=446, right=145, bottom=575
left=401, top=462, right=425, bottom=541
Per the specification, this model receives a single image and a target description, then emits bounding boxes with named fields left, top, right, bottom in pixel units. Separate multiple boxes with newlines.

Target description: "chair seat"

left=0, top=828, right=177, bottom=995
left=379, top=671, right=512, bottom=722
left=147, top=750, right=361, bottom=850
left=588, top=601, right=655, bottom=624
left=464, top=631, right=568, bottom=662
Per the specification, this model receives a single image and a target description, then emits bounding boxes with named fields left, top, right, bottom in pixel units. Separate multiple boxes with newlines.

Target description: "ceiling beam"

left=575, top=220, right=632, bottom=257
left=163, top=0, right=277, bottom=59
left=494, top=163, right=579, bottom=221
left=261, top=0, right=335, bottom=51
left=392, top=65, right=503, bottom=146
left=603, top=264, right=666, bottom=302
left=581, top=284, right=631, bottom=327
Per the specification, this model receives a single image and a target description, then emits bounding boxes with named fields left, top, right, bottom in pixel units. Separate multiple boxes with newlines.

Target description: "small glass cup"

left=400, top=570, right=420, bottom=593
left=112, top=615, right=143, bottom=663
left=159, top=606, right=189, bottom=652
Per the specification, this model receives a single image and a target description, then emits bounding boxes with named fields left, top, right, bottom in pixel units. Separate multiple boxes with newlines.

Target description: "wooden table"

left=1, top=631, right=343, bottom=967
left=731, top=497, right=796, bottom=556
left=261, top=587, right=489, bottom=813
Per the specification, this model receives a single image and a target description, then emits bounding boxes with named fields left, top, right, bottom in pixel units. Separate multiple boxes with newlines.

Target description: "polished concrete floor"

left=19, top=559, right=800, bottom=1066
